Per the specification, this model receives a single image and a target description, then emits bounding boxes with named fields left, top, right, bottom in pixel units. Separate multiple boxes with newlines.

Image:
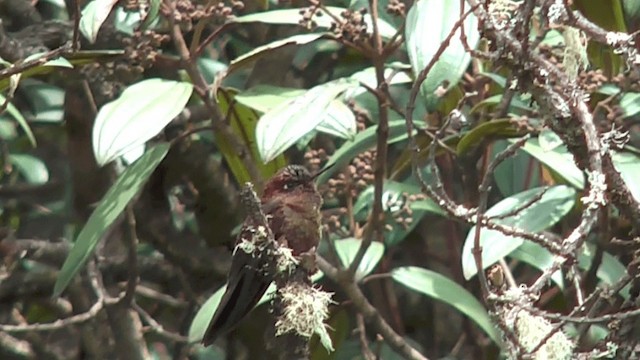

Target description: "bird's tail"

left=201, top=257, right=271, bottom=346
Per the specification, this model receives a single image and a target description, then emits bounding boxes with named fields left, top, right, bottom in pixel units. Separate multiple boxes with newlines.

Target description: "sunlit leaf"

left=216, top=89, right=287, bottom=184
left=620, top=93, right=640, bottom=118
left=405, top=0, right=480, bottom=110
left=316, top=100, right=357, bottom=140
left=10, top=154, right=49, bottom=184
left=92, top=78, right=192, bottom=166
left=80, top=0, right=119, bottom=43
left=334, top=238, right=385, bottom=282
left=392, top=266, right=499, bottom=343
left=236, top=86, right=356, bottom=140
left=256, top=78, right=357, bottom=162
left=612, top=151, right=640, bottom=203
left=229, top=33, right=326, bottom=72
left=515, top=138, right=585, bottom=189
left=233, top=7, right=397, bottom=39
left=461, top=185, right=576, bottom=280
left=53, top=144, right=170, bottom=297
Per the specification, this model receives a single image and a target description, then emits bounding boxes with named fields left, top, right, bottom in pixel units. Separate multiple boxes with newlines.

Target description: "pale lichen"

left=275, top=283, right=335, bottom=352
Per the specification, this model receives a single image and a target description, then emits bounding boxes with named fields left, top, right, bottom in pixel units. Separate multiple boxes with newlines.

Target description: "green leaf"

left=509, top=241, right=565, bottom=289
left=470, top=94, right=536, bottom=114
left=392, top=266, right=499, bottom=343
left=0, top=51, right=122, bottom=92
left=92, top=78, right=193, bottom=166
left=233, top=7, right=397, bottom=40
left=334, top=238, right=385, bottom=282
left=229, top=33, right=326, bottom=72
left=20, top=80, right=65, bottom=123
left=0, top=94, right=36, bottom=146
left=515, top=138, right=585, bottom=189
left=256, top=78, right=357, bottom=162
left=456, top=119, right=525, bottom=155
left=188, top=285, right=225, bottom=342
left=511, top=241, right=630, bottom=299
left=316, top=120, right=422, bottom=184
left=10, top=154, right=49, bottom=184
left=315, top=100, right=357, bottom=140
left=612, top=151, right=640, bottom=203
left=235, top=85, right=305, bottom=112
left=216, top=89, right=287, bottom=184
left=53, top=143, right=170, bottom=297
left=79, top=0, right=119, bottom=43
left=462, top=185, right=576, bottom=280
left=405, top=0, right=480, bottom=110
left=620, top=92, right=640, bottom=118
left=492, top=140, right=541, bottom=197
left=236, top=86, right=356, bottom=140
left=141, top=0, right=161, bottom=30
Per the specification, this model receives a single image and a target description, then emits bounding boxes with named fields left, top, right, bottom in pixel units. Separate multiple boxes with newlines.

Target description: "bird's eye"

left=282, top=181, right=297, bottom=191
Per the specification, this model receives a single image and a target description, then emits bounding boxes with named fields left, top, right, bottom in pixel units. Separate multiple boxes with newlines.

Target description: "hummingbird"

left=201, top=165, right=324, bottom=345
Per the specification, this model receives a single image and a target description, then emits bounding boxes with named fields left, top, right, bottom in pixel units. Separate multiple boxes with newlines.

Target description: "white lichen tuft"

left=562, top=27, right=588, bottom=80
left=274, top=246, right=299, bottom=274
left=548, top=0, right=567, bottom=24
left=275, top=283, right=335, bottom=352
left=581, top=171, right=607, bottom=208
left=500, top=287, right=574, bottom=360
left=235, top=238, right=257, bottom=255
left=512, top=310, right=575, bottom=359
left=606, top=32, right=631, bottom=46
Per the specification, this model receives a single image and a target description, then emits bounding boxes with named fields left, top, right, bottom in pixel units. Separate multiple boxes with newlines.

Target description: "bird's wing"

left=201, top=250, right=271, bottom=345
left=201, top=199, right=286, bottom=345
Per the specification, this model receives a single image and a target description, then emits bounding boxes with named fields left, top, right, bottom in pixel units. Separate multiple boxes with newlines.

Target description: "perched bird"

left=201, top=165, right=324, bottom=345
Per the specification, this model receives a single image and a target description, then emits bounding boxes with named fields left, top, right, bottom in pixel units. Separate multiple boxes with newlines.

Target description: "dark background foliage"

left=1, top=0, right=640, bottom=359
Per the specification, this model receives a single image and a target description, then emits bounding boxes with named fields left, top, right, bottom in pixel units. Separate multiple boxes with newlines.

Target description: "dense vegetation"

left=1, top=0, right=640, bottom=359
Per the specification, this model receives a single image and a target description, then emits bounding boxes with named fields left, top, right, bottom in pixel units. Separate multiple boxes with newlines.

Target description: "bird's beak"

left=312, top=163, right=335, bottom=182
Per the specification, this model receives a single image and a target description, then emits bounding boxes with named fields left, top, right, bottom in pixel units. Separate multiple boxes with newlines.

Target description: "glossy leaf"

left=53, top=144, right=170, bottom=297
left=256, top=78, right=357, bottom=162
left=216, top=89, right=287, bottom=184
left=509, top=241, right=565, bottom=289
left=92, top=78, right=193, bottom=166
left=405, top=0, right=480, bottom=110
left=456, top=119, right=525, bottom=155
left=1, top=51, right=121, bottom=92
left=462, top=185, right=576, bottom=280
left=334, top=238, right=385, bottom=282
left=392, top=266, right=499, bottom=343
left=512, top=241, right=630, bottom=299
left=233, top=7, right=397, bottom=39
left=620, top=93, right=640, bottom=118
left=315, top=100, right=357, bottom=140
left=236, top=86, right=356, bottom=140
left=516, top=138, right=585, bottom=189
left=80, top=0, right=119, bottom=43
left=471, top=94, right=536, bottom=114
left=612, top=151, right=640, bottom=203
left=10, top=154, right=49, bottom=184
left=229, top=33, right=325, bottom=72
